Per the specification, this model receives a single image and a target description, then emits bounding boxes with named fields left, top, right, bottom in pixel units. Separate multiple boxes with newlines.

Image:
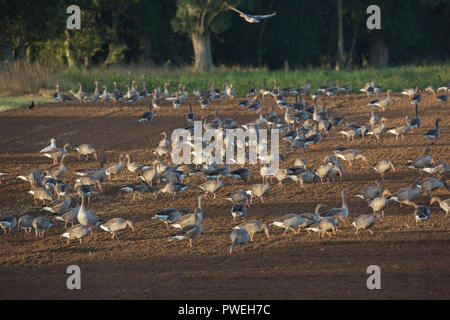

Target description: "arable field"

left=0, top=92, right=449, bottom=299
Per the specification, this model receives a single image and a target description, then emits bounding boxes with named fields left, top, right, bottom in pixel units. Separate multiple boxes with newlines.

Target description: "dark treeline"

left=0, top=0, right=448, bottom=70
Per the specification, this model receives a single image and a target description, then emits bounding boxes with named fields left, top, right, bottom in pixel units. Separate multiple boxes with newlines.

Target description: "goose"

left=69, top=83, right=88, bottom=101
left=40, top=138, right=57, bottom=153
left=320, top=189, right=349, bottom=220
left=77, top=194, right=101, bottom=228
left=306, top=215, right=343, bottom=238
left=422, top=162, right=449, bottom=179
left=32, top=217, right=53, bottom=237
left=229, top=228, right=250, bottom=254
left=100, top=218, right=135, bottom=240
left=369, top=111, right=380, bottom=128
left=44, top=154, right=68, bottom=179
left=139, top=81, right=150, bottom=98
left=0, top=216, right=17, bottom=234
left=367, top=90, right=392, bottom=110
left=170, top=196, right=204, bottom=229
left=373, top=160, right=396, bottom=179
left=315, top=163, right=335, bottom=184
left=247, top=182, right=270, bottom=203
left=157, top=182, right=190, bottom=200
left=367, top=117, right=388, bottom=139
left=111, top=82, right=123, bottom=101
left=231, top=204, right=247, bottom=222
left=28, top=187, right=54, bottom=206
left=355, top=180, right=381, bottom=201
left=204, top=164, right=232, bottom=179
left=410, top=88, right=422, bottom=104
left=17, top=170, right=43, bottom=187
left=99, top=85, right=110, bottom=101
left=62, top=224, right=93, bottom=244
left=430, top=197, right=450, bottom=216
left=74, top=144, right=98, bottom=161
left=435, top=89, right=448, bottom=103
left=401, top=87, right=416, bottom=98
left=75, top=183, right=93, bottom=205
left=42, top=143, right=70, bottom=165
left=74, top=160, right=107, bottom=182
left=54, top=196, right=81, bottom=228
left=288, top=167, right=317, bottom=189
left=369, top=190, right=392, bottom=218
left=119, top=181, right=156, bottom=200
left=105, top=154, right=125, bottom=180
left=339, top=125, right=361, bottom=141
left=186, top=103, right=194, bottom=123
left=234, top=220, right=270, bottom=241
left=419, top=177, right=450, bottom=197
left=401, top=200, right=431, bottom=227
left=74, top=176, right=103, bottom=197
left=169, top=210, right=202, bottom=248
left=389, top=179, right=421, bottom=206
left=270, top=214, right=306, bottom=235
left=299, top=204, right=326, bottom=230
left=387, top=116, right=411, bottom=140
left=17, top=215, right=35, bottom=234
left=248, top=95, right=262, bottom=111
left=199, top=174, right=224, bottom=199
left=274, top=168, right=295, bottom=186
left=407, top=148, right=433, bottom=170
left=230, top=168, right=250, bottom=184
left=138, top=101, right=154, bottom=123
left=153, top=145, right=170, bottom=158
left=334, top=149, right=368, bottom=167
left=125, top=154, right=150, bottom=174
left=88, top=81, right=101, bottom=102
left=226, top=190, right=251, bottom=206
left=139, top=161, right=159, bottom=186
left=42, top=186, right=71, bottom=214
left=54, top=84, right=73, bottom=102
left=407, top=103, right=421, bottom=132
left=352, top=213, right=382, bottom=235
left=423, top=118, right=442, bottom=144
left=152, top=208, right=187, bottom=228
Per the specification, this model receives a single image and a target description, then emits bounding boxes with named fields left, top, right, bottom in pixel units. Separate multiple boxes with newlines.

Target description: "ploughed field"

left=0, top=92, right=449, bottom=299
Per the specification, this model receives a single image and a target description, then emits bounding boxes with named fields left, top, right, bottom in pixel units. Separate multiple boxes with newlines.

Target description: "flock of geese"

left=1, top=79, right=449, bottom=254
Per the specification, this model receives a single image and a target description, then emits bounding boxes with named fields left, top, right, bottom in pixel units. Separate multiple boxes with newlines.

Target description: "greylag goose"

left=158, top=182, right=190, bottom=200
left=100, top=218, right=135, bottom=240
left=74, top=144, right=98, bottom=160
left=373, top=160, right=396, bottom=179
left=186, top=103, right=194, bottom=123
left=423, top=162, right=449, bottom=179
left=334, top=149, right=368, bottom=167
left=152, top=208, right=187, bottom=228
left=62, top=224, right=93, bottom=244
left=307, top=215, right=343, bottom=238
left=270, top=214, right=306, bottom=235
left=40, top=138, right=57, bottom=153
left=44, top=154, right=67, bottom=179
left=367, top=117, right=388, bottom=139
left=199, top=174, right=224, bottom=199
left=234, top=220, right=270, bottom=241
left=125, top=154, right=150, bottom=174
left=369, top=111, right=380, bottom=127
left=401, top=200, right=431, bottom=227
left=77, top=194, right=101, bottom=228
left=119, top=181, right=156, bottom=200
left=42, top=143, right=70, bottom=165
left=387, top=116, right=411, bottom=140
left=423, top=118, right=442, bottom=144
left=225, top=2, right=276, bottom=23
left=352, top=213, right=382, bottom=235
left=139, top=160, right=159, bottom=186
left=17, top=171, right=43, bottom=187
left=69, top=83, right=88, bottom=101
left=18, top=215, right=35, bottom=234
left=435, top=89, right=448, bottom=103
left=230, top=168, right=250, bottom=184
left=410, top=88, right=422, bottom=104
left=299, top=204, right=326, bottom=229
left=105, top=154, right=125, bottom=180
left=430, top=197, right=450, bottom=216
left=226, top=190, right=251, bottom=206
left=231, top=204, right=247, bottom=222
left=407, top=148, right=433, bottom=170
left=204, top=164, right=232, bottom=179
left=169, top=210, right=202, bottom=248
left=153, top=145, right=170, bottom=158
left=369, top=190, right=392, bottom=218
left=389, top=179, right=421, bottom=206
left=74, top=160, right=106, bottom=182
left=28, top=187, right=54, bottom=206
left=42, top=186, right=71, bottom=214
left=419, top=177, right=450, bottom=197
left=315, top=163, right=335, bottom=184
left=138, top=101, right=154, bottom=123
left=230, top=228, right=250, bottom=254
left=170, top=196, right=204, bottom=229
left=367, top=90, right=392, bottom=111
left=320, top=190, right=349, bottom=220
left=407, top=103, right=421, bottom=132
left=32, top=217, right=53, bottom=237
left=355, top=180, right=381, bottom=201
left=247, top=182, right=270, bottom=203
left=0, top=216, right=17, bottom=234
left=54, top=196, right=80, bottom=228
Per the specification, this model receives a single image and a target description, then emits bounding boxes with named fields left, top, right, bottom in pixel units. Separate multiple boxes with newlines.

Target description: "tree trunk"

left=192, top=31, right=213, bottom=72
left=369, top=35, right=389, bottom=68
left=64, top=29, right=75, bottom=67
left=336, top=0, right=344, bottom=71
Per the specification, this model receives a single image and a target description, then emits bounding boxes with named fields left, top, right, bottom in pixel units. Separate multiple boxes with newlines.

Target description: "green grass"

left=0, top=96, right=54, bottom=112
left=0, top=62, right=449, bottom=111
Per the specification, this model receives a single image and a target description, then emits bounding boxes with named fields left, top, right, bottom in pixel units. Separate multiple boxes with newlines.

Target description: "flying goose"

left=423, top=118, right=442, bottom=144
left=62, top=224, right=93, bottom=244
left=229, top=228, right=250, bottom=254
left=401, top=200, right=431, bottom=227
left=32, top=217, right=53, bottom=237
left=352, top=213, right=382, bottom=235
left=430, top=197, right=450, bottom=216
left=74, top=144, right=98, bottom=161
left=100, top=218, right=135, bottom=240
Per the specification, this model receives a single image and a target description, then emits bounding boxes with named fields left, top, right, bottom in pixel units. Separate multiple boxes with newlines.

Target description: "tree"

left=172, top=0, right=237, bottom=72
left=336, top=0, right=344, bottom=70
